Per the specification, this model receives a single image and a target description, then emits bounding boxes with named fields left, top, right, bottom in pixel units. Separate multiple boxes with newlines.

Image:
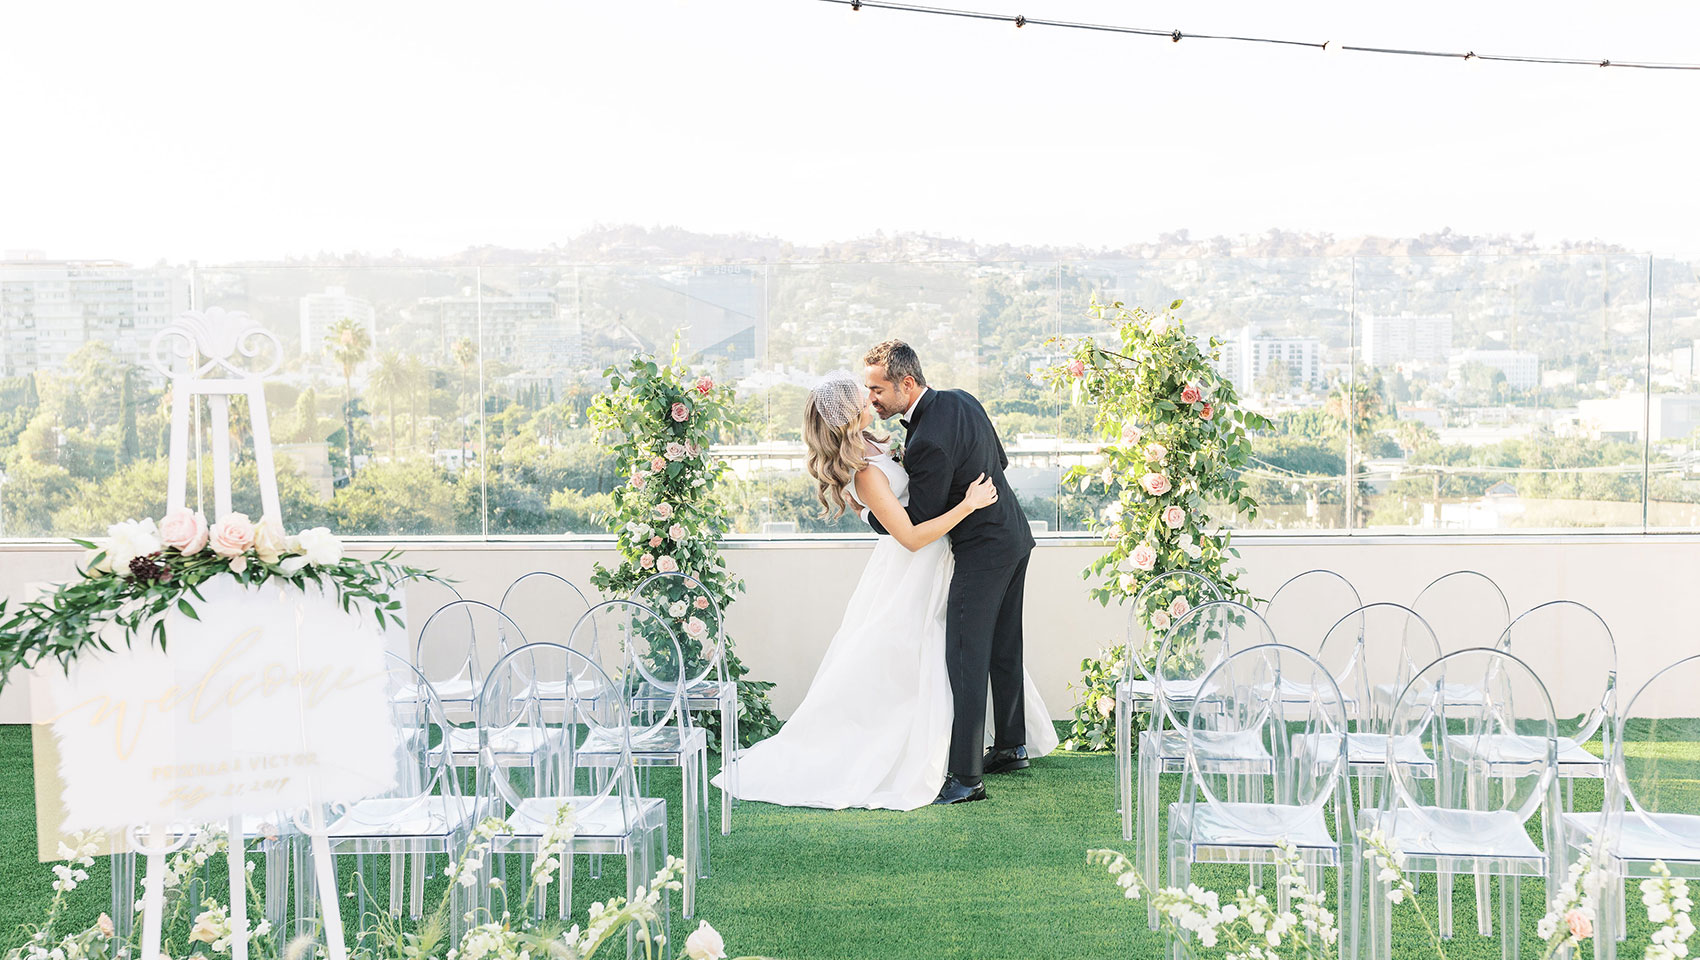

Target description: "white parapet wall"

left=1, top=535, right=1696, bottom=724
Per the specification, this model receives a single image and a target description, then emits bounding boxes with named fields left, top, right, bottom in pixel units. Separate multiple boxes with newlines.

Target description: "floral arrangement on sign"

left=7, top=812, right=763, bottom=960
left=1038, top=298, right=1269, bottom=751
left=588, top=347, right=780, bottom=748
left=0, top=507, right=430, bottom=685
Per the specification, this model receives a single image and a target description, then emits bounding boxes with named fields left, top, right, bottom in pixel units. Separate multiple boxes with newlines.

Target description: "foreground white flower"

left=684, top=921, right=727, bottom=960
left=292, top=526, right=344, bottom=566
left=106, top=518, right=162, bottom=573
left=1643, top=861, right=1695, bottom=960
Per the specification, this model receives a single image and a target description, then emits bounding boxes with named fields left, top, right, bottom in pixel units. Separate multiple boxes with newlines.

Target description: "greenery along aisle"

left=589, top=347, right=781, bottom=748
left=1039, top=299, right=1270, bottom=751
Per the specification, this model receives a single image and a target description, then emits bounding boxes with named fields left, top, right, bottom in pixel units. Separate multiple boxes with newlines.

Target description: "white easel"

left=146, top=308, right=348, bottom=960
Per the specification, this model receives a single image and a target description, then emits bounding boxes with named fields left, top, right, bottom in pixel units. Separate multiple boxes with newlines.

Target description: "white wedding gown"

left=714, top=447, right=1058, bottom=811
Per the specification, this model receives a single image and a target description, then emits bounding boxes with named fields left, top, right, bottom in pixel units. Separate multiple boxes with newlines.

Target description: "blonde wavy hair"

left=803, top=373, right=888, bottom=520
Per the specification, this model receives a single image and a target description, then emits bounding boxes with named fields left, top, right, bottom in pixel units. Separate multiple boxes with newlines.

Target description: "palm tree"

left=404, top=355, right=429, bottom=454
left=325, top=316, right=372, bottom=478
left=370, top=350, right=407, bottom=461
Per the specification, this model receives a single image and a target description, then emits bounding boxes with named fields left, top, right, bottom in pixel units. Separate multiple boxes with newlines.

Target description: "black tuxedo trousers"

left=946, top=553, right=1029, bottom=778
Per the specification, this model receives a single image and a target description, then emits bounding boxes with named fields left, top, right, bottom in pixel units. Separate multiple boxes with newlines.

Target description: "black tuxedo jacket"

left=868, top=388, right=1035, bottom=571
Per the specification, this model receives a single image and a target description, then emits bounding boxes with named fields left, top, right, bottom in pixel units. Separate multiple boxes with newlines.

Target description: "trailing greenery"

left=589, top=345, right=781, bottom=748
left=0, top=521, right=431, bottom=686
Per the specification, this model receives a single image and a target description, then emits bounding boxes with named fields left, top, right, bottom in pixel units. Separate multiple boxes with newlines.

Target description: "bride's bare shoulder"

left=854, top=461, right=892, bottom=489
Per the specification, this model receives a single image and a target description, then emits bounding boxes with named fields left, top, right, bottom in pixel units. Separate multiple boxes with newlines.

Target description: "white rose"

left=1178, top=533, right=1204, bottom=561
left=106, top=518, right=163, bottom=574
left=293, top=527, right=344, bottom=566
left=684, top=921, right=726, bottom=960
left=669, top=600, right=688, bottom=618
left=253, top=515, right=287, bottom=564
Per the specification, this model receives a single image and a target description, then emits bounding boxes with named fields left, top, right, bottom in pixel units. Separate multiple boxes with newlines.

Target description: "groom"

left=857, top=340, right=1036, bottom=804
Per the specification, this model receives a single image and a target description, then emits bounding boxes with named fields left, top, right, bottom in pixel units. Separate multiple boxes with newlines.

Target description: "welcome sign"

left=31, top=575, right=400, bottom=837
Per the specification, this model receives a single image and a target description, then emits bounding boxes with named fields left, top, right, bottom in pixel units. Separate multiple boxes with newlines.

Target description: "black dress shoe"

left=983, top=745, right=1029, bottom=775
left=932, top=774, right=987, bottom=805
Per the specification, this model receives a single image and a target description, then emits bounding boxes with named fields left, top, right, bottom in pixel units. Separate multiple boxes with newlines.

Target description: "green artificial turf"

left=0, top=725, right=1670, bottom=959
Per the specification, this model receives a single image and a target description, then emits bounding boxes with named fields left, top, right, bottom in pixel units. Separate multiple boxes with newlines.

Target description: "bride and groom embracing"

left=719, top=340, right=1057, bottom=810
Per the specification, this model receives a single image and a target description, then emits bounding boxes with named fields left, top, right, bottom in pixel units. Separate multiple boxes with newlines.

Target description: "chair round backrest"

left=1498, top=600, right=1616, bottom=747
left=1124, top=571, right=1223, bottom=686
left=632, top=571, right=725, bottom=690
left=1611, top=654, right=1700, bottom=852
left=1316, top=602, right=1440, bottom=728
left=478, top=640, right=633, bottom=819
left=1156, top=601, right=1277, bottom=732
left=1386, top=647, right=1559, bottom=835
left=416, top=597, right=511, bottom=709
left=1183, top=643, right=1350, bottom=837
left=498, top=571, right=592, bottom=651
left=399, top=573, right=468, bottom=671
left=1261, top=569, right=1363, bottom=653
left=573, top=598, right=690, bottom=743
left=1412, top=570, right=1509, bottom=654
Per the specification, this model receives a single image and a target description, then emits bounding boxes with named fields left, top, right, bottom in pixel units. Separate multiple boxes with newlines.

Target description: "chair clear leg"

left=110, top=847, right=136, bottom=942
left=1499, top=874, right=1521, bottom=960
left=1116, top=697, right=1132, bottom=842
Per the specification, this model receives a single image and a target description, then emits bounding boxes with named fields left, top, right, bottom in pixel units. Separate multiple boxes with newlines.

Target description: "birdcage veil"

left=808, top=371, right=866, bottom=428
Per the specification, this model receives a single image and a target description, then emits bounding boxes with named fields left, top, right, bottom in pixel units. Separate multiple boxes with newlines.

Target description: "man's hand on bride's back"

left=963, top=473, right=999, bottom=511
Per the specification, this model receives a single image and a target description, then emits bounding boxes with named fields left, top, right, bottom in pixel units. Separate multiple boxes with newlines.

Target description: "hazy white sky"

left=2, top=0, right=1698, bottom=263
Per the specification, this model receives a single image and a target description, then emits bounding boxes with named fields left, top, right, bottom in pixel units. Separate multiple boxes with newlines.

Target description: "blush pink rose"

left=668, top=523, right=686, bottom=540
left=1130, top=542, right=1157, bottom=571
left=159, top=507, right=209, bottom=554
left=1180, top=383, right=1202, bottom=405
left=640, top=553, right=656, bottom=569
left=685, top=440, right=700, bottom=457
left=658, top=556, right=679, bottom=573
left=651, top=456, right=667, bottom=472
left=1162, top=505, right=1185, bottom=529
left=1168, top=596, right=1190, bottom=619
left=670, top=402, right=690, bottom=423
left=210, top=512, right=256, bottom=558
left=1066, top=359, right=1086, bottom=378
left=695, top=376, right=714, bottom=395
left=631, top=473, right=647, bottom=490
left=1565, top=909, right=1592, bottom=940
left=1140, top=473, right=1172, bottom=496
left=684, top=616, right=707, bottom=639
left=1120, top=422, right=1143, bottom=445
left=1144, top=442, right=1167, bottom=463
left=693, top=596, right=710, bottom=610
left=655, top=502, right=674, bottom=520
left=1149, top=609, right=1172, bottom=631
left=1200, top=402, right=1214, bottom=420
left=649, top=535, right=664, bottom=548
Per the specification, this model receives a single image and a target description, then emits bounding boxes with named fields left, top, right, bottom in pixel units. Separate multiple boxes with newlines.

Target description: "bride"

left=717, top=373, right=1057, bottom=811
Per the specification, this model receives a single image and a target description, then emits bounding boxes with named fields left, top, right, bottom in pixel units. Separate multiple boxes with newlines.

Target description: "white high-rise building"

left=1449, top=349, right=1540, bottom=391
left=0, top=257, right=190, bottom=378
left=1362, top=313, right=1454, bottom=367
left=419, top=288, right=584, bottom=369
left=299, top=287, right=376, bottom=357
left=1213, top=325, right=1323, bottom=392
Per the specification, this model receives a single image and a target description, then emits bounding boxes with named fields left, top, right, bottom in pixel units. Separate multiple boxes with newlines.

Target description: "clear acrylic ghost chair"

left=410, top=591, right=507, bottom=730
left=1116, top=571, right=1224, bottom=842
left=1484, top=600, right=1615, bottom=801
left=1357, top=647, right=1567, bottom=960
left=498, top=571, right=600, bottom=709
left=1561, top=654, right=1700, bottom=960
left=1167, top=643, right=1355, bottom=960
left=419, top=601, right=551, bottom=773
left=1260, top=569, right=1364, bottom=656
left=1137, top=600, right=1278, bottom=929
left=395, top=574, right=470, bottom=704
left=317, top=653, right=479, bottom=945
left=1310, top=603, right=1442, bottom=800
left=476, top=641, right=671, bottom=949
left=1378, top=570, right=1511, bottom=718
left=630, top=571, right=738, bottom=839
left=569, top=599, right=708, bottom=919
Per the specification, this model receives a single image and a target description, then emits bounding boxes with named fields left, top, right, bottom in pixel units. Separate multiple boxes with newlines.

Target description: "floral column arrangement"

left=589, top=349, right=780, bottom=748
left=1040, top=299, right=1270, bottom=750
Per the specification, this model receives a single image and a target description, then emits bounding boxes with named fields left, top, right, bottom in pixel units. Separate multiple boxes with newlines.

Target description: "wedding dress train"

left=714, top=447, right=1058, bottom=811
